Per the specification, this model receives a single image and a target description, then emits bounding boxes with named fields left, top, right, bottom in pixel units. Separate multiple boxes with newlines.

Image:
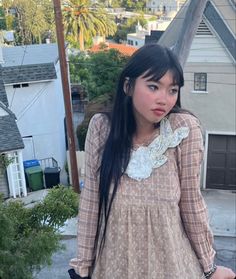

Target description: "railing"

left=38, top=157, right=58, bottom=170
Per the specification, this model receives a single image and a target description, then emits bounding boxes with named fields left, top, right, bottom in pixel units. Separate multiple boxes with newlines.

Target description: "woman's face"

left=130, top=70, right=179, bottom=128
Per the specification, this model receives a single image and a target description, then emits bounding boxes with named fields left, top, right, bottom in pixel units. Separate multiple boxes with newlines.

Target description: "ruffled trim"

left=125, top=117, right=189, bottom=181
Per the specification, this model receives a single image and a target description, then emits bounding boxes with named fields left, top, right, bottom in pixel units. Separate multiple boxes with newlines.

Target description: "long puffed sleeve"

left=70, top=113, right=109, bottom=277
left=174, top=113, right=216, bottom=272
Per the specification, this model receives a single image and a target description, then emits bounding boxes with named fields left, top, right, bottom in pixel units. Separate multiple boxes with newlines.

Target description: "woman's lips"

left=152, top=109, right=166, bottom=116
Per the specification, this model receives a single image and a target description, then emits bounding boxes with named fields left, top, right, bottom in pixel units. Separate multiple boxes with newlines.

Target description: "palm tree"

left=63, top=0, right=117, bottom=50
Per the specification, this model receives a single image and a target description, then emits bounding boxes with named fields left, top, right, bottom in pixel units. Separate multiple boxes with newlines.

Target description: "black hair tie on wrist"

left=204, top=264, right=217, bottom=279
left=68, top=269, right=91, bottom=279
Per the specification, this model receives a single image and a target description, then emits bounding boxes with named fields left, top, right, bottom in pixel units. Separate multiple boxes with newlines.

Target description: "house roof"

left=1, top=43, right=59, bottom=67
left=0, top=100, right=24, bottom=153
left=157, top=0, right=188, bottom=49
left=204, top=1, right=236, bottom=61
left=158, top=0, right=236, bottom=62
left=2, top=63, right=57, bottom=85
left=145, top=30, right=164, bottom=44
left=0, top=65, right=8, bottom=106
left=1, top=44, right=59, bottom=84
left=89, top=42, right=137, bottom=56
left=0, top=65, right=24, bottom=152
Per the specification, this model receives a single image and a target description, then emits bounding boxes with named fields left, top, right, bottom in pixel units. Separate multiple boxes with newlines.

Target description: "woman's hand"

left=210, top=266, right=236, bottom=279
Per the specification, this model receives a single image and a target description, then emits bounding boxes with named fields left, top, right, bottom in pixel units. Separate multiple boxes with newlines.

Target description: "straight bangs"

left=143, top=65, right=184, bottom=88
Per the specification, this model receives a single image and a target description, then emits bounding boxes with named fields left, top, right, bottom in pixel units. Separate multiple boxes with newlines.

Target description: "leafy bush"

left=0, top=186, right=79, bottom=279
left=77, top=123, right=88, bottom=151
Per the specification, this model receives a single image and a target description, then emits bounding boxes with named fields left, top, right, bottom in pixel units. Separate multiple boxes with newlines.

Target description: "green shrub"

left=0, top=186, right=79, bottom=279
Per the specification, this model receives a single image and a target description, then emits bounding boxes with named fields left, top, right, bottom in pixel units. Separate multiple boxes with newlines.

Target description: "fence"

left=38, top=157, right=58, bottom=171
left=66, top=151, right=85, bottom=185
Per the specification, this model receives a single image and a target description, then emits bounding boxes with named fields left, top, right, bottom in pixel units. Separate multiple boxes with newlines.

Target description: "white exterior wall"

left=146, top=21, right=159, bottom=31
left=182, top=33, right=236, bottom=133
left=127, top=34, right=145, bottom=47
left=146, top=0, right=178, bottom=13
left=182, top=62, right=236, bottom=133
left=5, top=62, right=67, bottom=170
left=156, top=19, right=172, bottom=30
left=187, top=36, right=233, bottom=63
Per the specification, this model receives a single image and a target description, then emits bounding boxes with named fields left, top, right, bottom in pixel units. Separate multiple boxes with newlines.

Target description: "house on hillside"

left=146, top=0, right=186, bottom=13
left=127, top=11, right=177, bottom=47
left=0, top=44, right=67, bottom=177
left=0, top=66, right=26, bottom=199
left=89, top=42, right=137, bottom=56
left=158, top=0, right=236, bottom=190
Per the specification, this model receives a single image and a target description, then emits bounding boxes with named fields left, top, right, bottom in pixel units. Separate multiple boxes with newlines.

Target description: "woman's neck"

left=133, top=124, right=159, bottom=146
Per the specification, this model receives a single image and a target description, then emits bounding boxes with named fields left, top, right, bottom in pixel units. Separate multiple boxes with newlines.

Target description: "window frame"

left=194, top=72, right=207, bottom=92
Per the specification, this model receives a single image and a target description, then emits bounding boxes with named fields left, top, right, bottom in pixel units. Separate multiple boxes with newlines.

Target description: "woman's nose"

left=155, top=90, right=167, bottom=105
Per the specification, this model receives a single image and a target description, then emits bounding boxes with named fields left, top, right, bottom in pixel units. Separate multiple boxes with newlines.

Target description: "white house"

left=1, top=44, right=67, bottom=176
left=158, top=0, right=236, bottom=190
left=127, top=22, right=150, bottom=48
left=127, top=11, right=177, bottom=47
left=146, top=0, right=186, bottom=13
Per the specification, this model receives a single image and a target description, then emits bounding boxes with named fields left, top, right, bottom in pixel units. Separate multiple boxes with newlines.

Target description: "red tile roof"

left=89, top=42, right=137, bottom=56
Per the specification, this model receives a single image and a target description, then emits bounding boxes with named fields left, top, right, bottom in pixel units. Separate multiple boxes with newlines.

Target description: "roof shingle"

left=0, top=114, right=24, bottom=153
left=0, top=65, right=8, bottom=106
left=2, top=63, right=57, bottom=84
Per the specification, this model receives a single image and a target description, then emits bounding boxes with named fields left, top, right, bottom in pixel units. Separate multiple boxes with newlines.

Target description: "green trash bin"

left=25, top=166, right=44, bottom=191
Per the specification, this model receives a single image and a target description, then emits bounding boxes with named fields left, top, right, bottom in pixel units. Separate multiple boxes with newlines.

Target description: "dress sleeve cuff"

left=69, top=258, right=90, bottom=277
left=199, top=249, right=216, bottom=272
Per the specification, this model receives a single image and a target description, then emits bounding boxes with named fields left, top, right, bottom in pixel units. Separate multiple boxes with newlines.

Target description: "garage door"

left=206, top=134, right=236, bottom=190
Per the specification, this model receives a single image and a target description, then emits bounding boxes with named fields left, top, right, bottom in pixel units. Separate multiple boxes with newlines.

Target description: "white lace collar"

left=125, top=117, right=189, bottom=181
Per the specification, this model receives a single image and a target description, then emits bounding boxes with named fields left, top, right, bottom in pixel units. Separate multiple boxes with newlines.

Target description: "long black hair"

left=92, top=44, right=184, bottom=267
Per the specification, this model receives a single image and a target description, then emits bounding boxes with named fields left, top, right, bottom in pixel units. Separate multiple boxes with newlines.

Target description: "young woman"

left=69, top=44, right=236, bottom=279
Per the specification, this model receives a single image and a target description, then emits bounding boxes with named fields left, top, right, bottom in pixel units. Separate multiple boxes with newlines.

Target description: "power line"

left=17, top=82, right=51, bottom=121
left=184, top=79, right=235, bottom=85
left=69, top=61, right=235, bottom=76
left=9, top=4, right=40, bottom=109
left=16, top=63, right=62, bottom=121
left=63, top=8, right=236, bottom=21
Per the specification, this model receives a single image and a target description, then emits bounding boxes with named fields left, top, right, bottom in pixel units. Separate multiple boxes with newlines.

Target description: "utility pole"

left=53, top=0, right=80, bottom=193
left=174, top=0, right=208, bottom=67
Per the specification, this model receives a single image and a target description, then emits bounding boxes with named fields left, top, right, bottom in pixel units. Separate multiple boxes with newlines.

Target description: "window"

left=13, top=84, right=21, bottom=88
left=13, top=83, right=29, bottom=88
left=194, top=73, right=207, bottom=92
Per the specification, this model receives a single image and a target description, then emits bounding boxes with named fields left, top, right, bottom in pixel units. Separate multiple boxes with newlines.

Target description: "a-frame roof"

left=158, top=0, right=236, bottom=62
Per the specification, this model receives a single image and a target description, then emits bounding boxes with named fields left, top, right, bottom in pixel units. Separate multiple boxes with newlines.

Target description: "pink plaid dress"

left=70, top=113, right=215, bottom=279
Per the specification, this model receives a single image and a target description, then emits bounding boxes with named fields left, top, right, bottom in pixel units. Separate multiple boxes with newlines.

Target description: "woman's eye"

left=148, top=85, right=158, bottom=91
left=170, top=88, right=178, bottom=95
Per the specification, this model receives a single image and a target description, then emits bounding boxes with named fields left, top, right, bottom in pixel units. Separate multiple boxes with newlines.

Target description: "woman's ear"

left=123, top=77, right=130, bottom=95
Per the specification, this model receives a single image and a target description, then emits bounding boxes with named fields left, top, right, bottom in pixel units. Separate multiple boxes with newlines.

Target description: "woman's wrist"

left=204, top=264, right=217, bottom=279
left=68, top=268, right=91, bottom=279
